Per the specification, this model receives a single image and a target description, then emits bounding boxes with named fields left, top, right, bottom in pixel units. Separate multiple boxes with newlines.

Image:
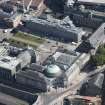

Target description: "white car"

left=3, top=29, right=8, bottom=33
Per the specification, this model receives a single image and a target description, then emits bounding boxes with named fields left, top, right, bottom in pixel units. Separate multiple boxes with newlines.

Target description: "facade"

left=11, top=0, right=42, bottom=9
left=24, top=16, right=85, bottom=42
left=64, top=95, right=101, bottom=105
left=0, top=83, right=38, bottom=105
left=13, top=48, right=90, bottom=92
left=7, top=13, right=22, bottom=28
left=76, top=0, right=105, bottom=5
left=72, top=13, right=103, bottom=29
left=64, top=1, right=105, bottom=29
left=84, top=73, right=104, bottom=96
left=0, top=92, right=29, bottom=105
left=0, top=11, right=21, bottom=28
left=0, top=44, right=36, bottom=80
left=0, top=56, right=21, bottom=79
left=0, top=46, right=8, bottom=56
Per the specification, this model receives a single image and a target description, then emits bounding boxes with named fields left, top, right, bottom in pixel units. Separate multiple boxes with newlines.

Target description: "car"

left=3, top=30, right=8, bottom=33
left=71, top=42, right=77, bottom=46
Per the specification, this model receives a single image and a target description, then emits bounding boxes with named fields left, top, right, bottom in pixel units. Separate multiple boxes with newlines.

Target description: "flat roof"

left=54, top=51, right=80, bottom=65
left=0, top=56, right=20, bottom=70
left=65, top=95, right=101, bottom=102
left=11, top=0, right=42, bottom=7
left=89, top=23, right=105, bottom=48
left=0, top=46, right=8, bottom=56
left=44, top=50, right=81, bottom=70
left=25, top=16, right=82, bottom=34
left=77, top=0, right=105, bottom=4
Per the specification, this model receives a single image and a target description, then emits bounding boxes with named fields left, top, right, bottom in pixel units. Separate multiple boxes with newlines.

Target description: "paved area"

left=36, top=38, right=81, bottom=64
left=0, top=29, right=13, bottom=42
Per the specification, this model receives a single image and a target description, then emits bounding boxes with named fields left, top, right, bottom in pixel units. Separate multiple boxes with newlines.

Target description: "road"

left=34, top=0, right=46, bottom=17
left=41, top=73, right=88, bottom=105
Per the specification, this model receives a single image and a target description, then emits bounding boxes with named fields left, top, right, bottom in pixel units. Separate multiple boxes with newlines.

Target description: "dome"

left=44, top=65, right=62, bottom=78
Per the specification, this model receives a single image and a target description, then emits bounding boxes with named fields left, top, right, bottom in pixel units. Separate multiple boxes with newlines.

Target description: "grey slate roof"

left=88, top=23, right=105, bottom=48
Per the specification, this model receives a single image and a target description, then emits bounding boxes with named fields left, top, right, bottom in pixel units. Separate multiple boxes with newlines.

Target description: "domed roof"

left=44, top=65, right=62, bottom=78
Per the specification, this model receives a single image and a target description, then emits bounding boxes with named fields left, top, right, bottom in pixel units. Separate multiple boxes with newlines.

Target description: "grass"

left=6, top=38, right=35, bottom=48
left=14, top=32, right=45, bottom=44
left=6, top=32, right=45, bottom=48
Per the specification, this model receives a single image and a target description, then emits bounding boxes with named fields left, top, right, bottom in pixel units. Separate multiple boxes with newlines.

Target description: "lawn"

left=14, top=32, right=45, bottom=44
left=6, top=38, right=28, bottom=48
left=6, top=32, right=45, bottom=48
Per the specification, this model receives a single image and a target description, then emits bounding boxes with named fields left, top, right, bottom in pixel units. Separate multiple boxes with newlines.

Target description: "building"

left=0, top=92, right=29, bottom=105
left=0, top=11, right=21, bottom=28
left=76, top=23, right=105, bottom=53
left=0, top=1, right=16, bottom=13
left=43, top=48, right=90, bottom=87
left=72, top=13, right=103, bottom=29
left=64, top=1, right=105, bottom=29
left=84, top=23, right=105, bottom=53
left=102, top=71, right=105, bottom=105
left=16, top=69, right=47, bottom=92
left=11, top=0, right=43, bottom=9
left=63, top=95, right=101, bottom=105
left=17, top=50, right=32, bottom=68
left=0, top=44, right=36, bottom=80
left=44, top=0, right=66, bottom=13
left=0, top=84, right=38, bottom=105
left=76, top=0, right=105, bottom=5
left=24, top=16, right=85, bottom=42
left=0, top=56, right=21, bottom=79
left=65, top=7, right=105, bottom=29
left=74, top=0, right=105, bottom=13
left=0, top=45, right=8, bottom=56
left=82, top=73, right=104, bottom=96
left=6, top=12, right=22, bottom=28
left=14, top=47, right=90, bottom=92
left=0, top=10, right=10, bottom=27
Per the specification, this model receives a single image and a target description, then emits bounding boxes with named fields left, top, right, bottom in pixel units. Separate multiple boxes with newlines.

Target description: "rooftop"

left=77, top=0, right=105, bottom=4
left=9, top=12, right=21, bottom=21
left=44, top=64, right=62, bottom=78
left=0, top=10, right=21, bottom=21
left=0, top=46, right=8, bottom=56
left=44, top=49, right=81, bottom=70
left=88, top=23, right=105, bottom=48
left=0, top=56, right=20, bottom=70
left=25, top=16, right=83, bottom=34
left=11, top=0, right=42, bottom=7
left=16, top=70, right=46, bottom=83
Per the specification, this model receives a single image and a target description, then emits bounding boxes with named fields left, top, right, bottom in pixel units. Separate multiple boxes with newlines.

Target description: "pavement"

left=0, top=29, right=13, bottom=42
left=36, top=37, right=81, bottom=64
